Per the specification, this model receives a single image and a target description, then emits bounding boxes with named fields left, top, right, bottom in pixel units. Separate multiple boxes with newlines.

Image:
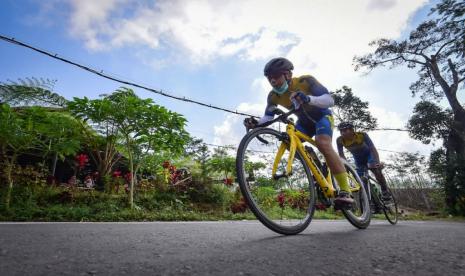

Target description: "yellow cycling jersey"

left=266, top=75, right=331, bottom=121
left=336, top=132, right=375, bottom=159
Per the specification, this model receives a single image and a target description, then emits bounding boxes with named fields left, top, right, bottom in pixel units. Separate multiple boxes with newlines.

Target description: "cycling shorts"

left=296, top=115, right=334, bottom=137
left=354, top=152, right=377, bottom=177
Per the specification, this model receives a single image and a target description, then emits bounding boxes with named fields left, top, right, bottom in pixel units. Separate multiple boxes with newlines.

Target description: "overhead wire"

left=0, top=35, right=413, bottom=131
left=0, top=35, right=257, bottom=118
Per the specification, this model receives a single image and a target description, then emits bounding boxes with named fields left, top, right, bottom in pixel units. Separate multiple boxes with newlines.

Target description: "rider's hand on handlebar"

left=290, top=91, right=310, bottom=110
left=243, top=117, right=258, bottom=130
left=368, top=162, right=384, bottom=170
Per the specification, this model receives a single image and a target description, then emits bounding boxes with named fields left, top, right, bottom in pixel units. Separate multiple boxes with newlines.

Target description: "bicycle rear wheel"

left=340, top=160, right=371, bottom=229
left=236, top=127, right=316, bottom=235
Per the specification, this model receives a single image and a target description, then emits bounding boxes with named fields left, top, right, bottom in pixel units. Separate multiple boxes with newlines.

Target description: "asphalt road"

left=0, top=220, right=464, bottom=276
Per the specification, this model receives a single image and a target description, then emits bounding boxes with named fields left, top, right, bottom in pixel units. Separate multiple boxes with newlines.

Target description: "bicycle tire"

left=340, top=160, right=371, bottom=229
left=236, top=127, right=316, bottom=235
left=381, top=187, right=398, bottom=225
left=368, top=175, right=398, bottom=225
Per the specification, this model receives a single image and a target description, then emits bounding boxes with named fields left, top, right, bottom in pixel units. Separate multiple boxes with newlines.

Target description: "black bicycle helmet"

left=264, top=57, right=294, bottom=77
left=337, top=122, right=354, bottom=130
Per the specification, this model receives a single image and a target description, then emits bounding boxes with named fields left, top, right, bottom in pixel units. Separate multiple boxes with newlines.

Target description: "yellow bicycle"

left=236, top=108, right=371, bottom=235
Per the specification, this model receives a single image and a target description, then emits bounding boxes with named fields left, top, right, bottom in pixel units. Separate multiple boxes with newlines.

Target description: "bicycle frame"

left=271, top=122, right=338, bottom=198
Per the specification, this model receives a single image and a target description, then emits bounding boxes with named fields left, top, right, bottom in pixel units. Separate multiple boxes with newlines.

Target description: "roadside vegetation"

left=1, top=0, right=463, bottom=221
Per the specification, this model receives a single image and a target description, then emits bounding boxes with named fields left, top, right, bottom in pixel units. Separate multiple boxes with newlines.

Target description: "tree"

left=0, top=78, right=67, bottom=107
left=207, top=147, right=236, bottom=181
left=407, top=101, right=453, bottom=144
left=184, top=137, right=211, bottom=179
left=385, top=152, right=427, bottom=177
left=331, top=86, right=378, bottom=131
left=0, top=104, right=82, bottom=209
left=0, top=78, right=85, bottom=181
left=354, top=0, right=465, bottom=214
left=0, top=104, right=36, bottom=209
left=68, top=88, right=189, bottom=208
left=244, top=158, right=266, bottom=181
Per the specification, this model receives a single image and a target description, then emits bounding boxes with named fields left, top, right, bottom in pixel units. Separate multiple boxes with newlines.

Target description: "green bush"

left=200, top=184, right=234, bottom=205
left=253, top=186, right=277, bottom=209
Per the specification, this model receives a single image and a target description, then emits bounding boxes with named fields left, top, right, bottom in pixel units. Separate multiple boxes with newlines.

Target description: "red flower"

left=277, top=192, right=286, bottom=208
left=162, top=161, right=171, bottom=169
left=223, top=178, right=233, bottom=186
left=113, top=170, right=122, bottom=178
left=75, top=154, right=89, bottom=169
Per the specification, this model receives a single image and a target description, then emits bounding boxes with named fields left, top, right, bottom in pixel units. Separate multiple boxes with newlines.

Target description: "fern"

left=0, top=77, right=68, bottom=107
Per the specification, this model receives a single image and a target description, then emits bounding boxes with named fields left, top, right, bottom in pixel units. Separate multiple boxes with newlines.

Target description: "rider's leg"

left=316, top=134, right=349, bottom=190
left=369, top=167, right=388, bottom=192
left=367, top=153, right=391, bottom=200
left=367, top=153, right=388, bottom=192
left=354, top=158, right=368, bottom=181
left=313, top=116, right=350, bottom=195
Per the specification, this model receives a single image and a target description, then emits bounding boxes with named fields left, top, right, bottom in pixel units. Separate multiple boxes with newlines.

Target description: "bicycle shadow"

left=245, top=219, right=404, bottom=244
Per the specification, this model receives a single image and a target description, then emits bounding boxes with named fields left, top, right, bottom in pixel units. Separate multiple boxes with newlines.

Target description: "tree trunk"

left=127, top=139, right=134, bottom=209
left=444, top=129, right=464, bottom=214
left=51, top=153, right=58, bottom=178
left=4, top=156, right=16, bottom=210
left=430, top=59, right=465, bottom=215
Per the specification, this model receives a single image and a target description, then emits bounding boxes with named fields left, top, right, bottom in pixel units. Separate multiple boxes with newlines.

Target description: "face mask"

left=272, top=81, right=288, bottom=95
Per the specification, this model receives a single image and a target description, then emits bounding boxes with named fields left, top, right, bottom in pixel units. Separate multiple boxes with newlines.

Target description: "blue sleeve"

left=306, top=76, right=329, bottom=96
left=363, top=133, right=375, bottom=149
left=264, top=92, right=277, bottom=116
left=264, top=104, right=277, bottom=117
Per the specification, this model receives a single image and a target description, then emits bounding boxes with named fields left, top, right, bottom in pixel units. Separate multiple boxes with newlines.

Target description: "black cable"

left=0, top=35, right=410, bottom=131
left=0, top=35, right=258, bottom=118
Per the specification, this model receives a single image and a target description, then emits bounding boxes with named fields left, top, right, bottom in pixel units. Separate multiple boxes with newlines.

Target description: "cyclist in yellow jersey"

left=244, top=57, right=354, bottom=208
left=336, top=122, right=391, bottom=200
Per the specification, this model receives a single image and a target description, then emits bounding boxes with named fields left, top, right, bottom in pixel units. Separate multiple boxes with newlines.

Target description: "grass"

left=0, top=185, right=463, bottom=222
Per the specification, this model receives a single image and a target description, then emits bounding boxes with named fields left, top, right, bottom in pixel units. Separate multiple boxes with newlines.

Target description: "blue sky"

left=0, top=0, right=449, bottom=160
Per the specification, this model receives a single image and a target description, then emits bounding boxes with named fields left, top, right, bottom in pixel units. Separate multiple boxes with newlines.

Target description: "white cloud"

left=67, top=0, right=428, bottom=68
left=213, top=101, right=266, bottom=146
left=69, top=0, right=127, bottom=50
left=367, top=0, right=397, bottom=11
left=366, top=105, right=435, bottom=160
left=64, top=0, right=432, bottom=156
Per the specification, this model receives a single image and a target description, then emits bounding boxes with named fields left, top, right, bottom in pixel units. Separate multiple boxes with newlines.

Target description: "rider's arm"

left=303, top=76, right=334, bottom=108
left=364, top=133, right=380, bottom=164
left=336, top=137, right=346, bottom=159
left=257, top=103, right=278, bottom=125
left=257, top=114, right=274, bottom=125
left=307, top=93, right=334, bottom=108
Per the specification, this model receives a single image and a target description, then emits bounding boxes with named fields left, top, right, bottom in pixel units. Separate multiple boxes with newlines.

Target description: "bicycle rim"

left=367, top=175, right=398, bottom=225
left=382, top=187, right=398, bottom=225
left=340, top=160, right=371, bottom=229
left=236, top=127, right=316, bottom=235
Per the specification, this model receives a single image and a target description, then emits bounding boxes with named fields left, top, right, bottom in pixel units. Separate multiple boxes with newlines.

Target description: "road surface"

left=0, top=220, right=464, bottom=275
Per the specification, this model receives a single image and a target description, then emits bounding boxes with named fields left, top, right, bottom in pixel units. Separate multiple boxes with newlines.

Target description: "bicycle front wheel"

left=340, top=160, right=371, bottom=229
left=236, top=127, right=316, bottom=235
left=368, top=175, right=398, bottom=225
left=381, top=186, right=398, bottom=225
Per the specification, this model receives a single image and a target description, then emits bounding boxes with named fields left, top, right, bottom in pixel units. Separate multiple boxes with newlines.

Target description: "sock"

left=334, top=172, right=351, bottom=194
